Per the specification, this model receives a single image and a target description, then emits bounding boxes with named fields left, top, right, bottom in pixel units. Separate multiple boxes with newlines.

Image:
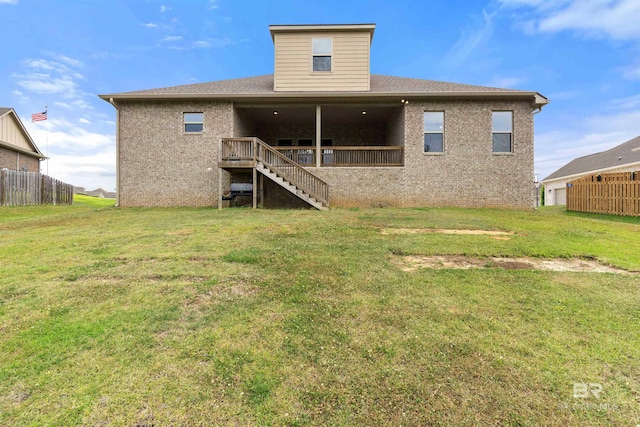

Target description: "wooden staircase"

left=219, top=137, right=329, bottom=210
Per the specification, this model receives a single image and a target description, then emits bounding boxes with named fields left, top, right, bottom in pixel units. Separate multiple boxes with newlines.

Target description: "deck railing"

left=221, top=137, right=329, bottom=206
left=272, top=146, right=404, bottom=167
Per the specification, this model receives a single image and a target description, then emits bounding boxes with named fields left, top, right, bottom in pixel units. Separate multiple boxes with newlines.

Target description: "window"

left=492, top=111, right=513, bottom=152
left=424, top=112, right=444, bottom=152
left=184, top=113, right=203, bottom=132
left=312, top=38, right=332, bottom=72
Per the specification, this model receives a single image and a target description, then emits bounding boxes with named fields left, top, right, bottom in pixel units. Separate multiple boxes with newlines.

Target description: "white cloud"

left=141, top=22, right=158, bottom=28
left=12, top=55, right=94, bottom=118
left=546, top=90, right=581, bottom=101
left=23, top=117, right=116, bottom=189
left=161, top=35, right=183, bottom=42
left=209, top=0, right=219, bottom=9
left=536, top=104, right=640, bottom=178
left=53, top=54, right=85, bottom=69
left=14, top=72, right=79, bottom=95
left=159, top=5, right=170, bottom=12
left=193, top=40, right=211, bottom=48
left=166, top=39, right=232, bottom=50
left=12, top=90, right=23, bottom=96
left=79, top=118, right=91, bottom=124
left=486, top=75, right=527, bottom=88
left=500, top=0, right=640, bottom=40
left=0, top=0, right=18, bottom=4
left=54, top=101, right=72, bottom=109
left=608, top=94, right=640, bottom=110
left=25, top=118, right=112, bottom=151
left=442, top=9, right=495, bottom=68
left=45, top=150, right=116, bottom=191
left=620, top=63, right=640, bottom=80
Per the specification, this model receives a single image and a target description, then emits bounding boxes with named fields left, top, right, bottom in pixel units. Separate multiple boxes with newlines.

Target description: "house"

left=542, top=135, right=640, bottom=206
left=0, top=107, right=46, bottom=172
left=99, top=23, right=548, bottom=209
left=74, top=186, right=117, bottom=199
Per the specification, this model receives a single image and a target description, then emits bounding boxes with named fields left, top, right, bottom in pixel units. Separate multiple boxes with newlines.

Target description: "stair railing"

left=220, top=137, right=329, bottom=207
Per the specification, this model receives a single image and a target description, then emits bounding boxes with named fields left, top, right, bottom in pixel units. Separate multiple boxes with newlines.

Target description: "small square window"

left=312, top=38, right=332, bottom=72
left=492, top=111, right=513, bottom=152
left=424, top=112, right=444, bottom=153
left=184, top=112, right=203, bottom=133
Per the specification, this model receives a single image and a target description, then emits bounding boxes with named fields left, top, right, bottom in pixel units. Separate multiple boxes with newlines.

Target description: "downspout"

left=108, top=98, right=120, bottom=207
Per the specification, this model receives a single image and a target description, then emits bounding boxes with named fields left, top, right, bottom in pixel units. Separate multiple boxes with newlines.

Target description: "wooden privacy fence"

left=566, top=171, right=640, bottom=216
left=0, top=169, right=74, bottom=206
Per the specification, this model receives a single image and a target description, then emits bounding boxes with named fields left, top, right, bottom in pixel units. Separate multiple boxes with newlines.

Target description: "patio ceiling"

left=236, top=105, right=399, bottom=126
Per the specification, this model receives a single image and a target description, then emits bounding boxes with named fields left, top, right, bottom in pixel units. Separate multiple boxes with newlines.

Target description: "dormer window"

left=312, top=38, right=332, bottom=72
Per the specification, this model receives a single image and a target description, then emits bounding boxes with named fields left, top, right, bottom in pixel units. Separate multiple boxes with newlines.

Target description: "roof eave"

left=542, top=160, right=640, bottom=182
left=0, top=140, right=47, bottom=159
left=100, top=91, right=543, bottom=102
left=269, top=23, right=376, bottom=41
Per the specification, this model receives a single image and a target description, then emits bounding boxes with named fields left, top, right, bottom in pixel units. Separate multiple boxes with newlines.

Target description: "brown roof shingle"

left=543, top=135, right=640, bottom=181
left=101, top=74, right=538, bottom=99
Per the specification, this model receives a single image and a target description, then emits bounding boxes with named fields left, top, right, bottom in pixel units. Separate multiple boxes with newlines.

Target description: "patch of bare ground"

left=381, top=228, right=515, bottom=240
left=394, top=255, right=636, bottom=274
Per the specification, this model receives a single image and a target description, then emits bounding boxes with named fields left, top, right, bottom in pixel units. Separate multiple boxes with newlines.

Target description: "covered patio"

left=233, top=104, right=404, bottom=167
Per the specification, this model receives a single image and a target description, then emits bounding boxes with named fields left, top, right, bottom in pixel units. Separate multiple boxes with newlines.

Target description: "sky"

left=1, top=0, right=639, bottom=190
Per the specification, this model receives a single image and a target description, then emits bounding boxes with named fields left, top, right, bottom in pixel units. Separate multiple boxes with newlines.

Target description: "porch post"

left=218, top=138, right=222, bottom=210
left=218, top=167, right=223, bottom=210
left=252, top=167, right=257, bottom=209
left=315, top=105, right=322, bottom=167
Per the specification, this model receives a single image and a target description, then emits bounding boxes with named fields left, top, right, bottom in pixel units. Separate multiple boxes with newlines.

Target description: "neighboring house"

left=542, top=135, right=640, bottom=206
left=0, top=107, right=46, bottom=172
left=74, top=186, right=117, bottom=199
left=100, top=23, right=548, bottom=209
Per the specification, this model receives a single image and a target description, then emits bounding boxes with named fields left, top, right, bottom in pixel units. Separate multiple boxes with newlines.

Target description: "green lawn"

left=1, top=202, right=639, bottom=426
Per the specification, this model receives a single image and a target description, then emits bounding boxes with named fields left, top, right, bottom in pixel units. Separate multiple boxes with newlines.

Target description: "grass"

left=0, top=203, right=639, bottom=426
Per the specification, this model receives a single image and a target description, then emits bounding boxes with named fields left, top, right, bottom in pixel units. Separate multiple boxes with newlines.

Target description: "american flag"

left=31, top=110, right=47, bottom=122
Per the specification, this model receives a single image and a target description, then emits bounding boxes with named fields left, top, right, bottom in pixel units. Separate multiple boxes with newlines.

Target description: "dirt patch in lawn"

left=382, top=228, right=514, bottom=240
left=394, top=255, right=635, bottom=274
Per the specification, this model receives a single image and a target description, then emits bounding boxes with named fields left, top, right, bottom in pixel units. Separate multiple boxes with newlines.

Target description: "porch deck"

left=220, top=138, right=403, bottom=168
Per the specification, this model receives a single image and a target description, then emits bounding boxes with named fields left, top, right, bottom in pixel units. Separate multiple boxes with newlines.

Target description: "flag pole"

left=45, top=105, right=49, bottom=176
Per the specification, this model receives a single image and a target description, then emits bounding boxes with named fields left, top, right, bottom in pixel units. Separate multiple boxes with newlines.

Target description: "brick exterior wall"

left=402, top=100, right=534, bottom=208
left=117, top=98, right=535, bottom=209
left=117, top=101, right=234, bottom=207
left=306, top=100, right=534, bottom=209
left=0, top=146, right=40, bottom=172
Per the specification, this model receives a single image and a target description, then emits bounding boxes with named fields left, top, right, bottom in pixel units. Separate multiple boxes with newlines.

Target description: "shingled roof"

left=543, top=135, right=640, bottom=181
left=100, top=74, right=546, bottom=104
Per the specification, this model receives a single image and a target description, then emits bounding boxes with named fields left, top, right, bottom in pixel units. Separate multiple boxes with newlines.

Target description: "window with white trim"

left=312, top=38, right=332, bottom=72
left=424, top=112, right=444, bottom=153
left=184, top=112, right=203, bottom=133
left=492, top=111, right=513, bottom=152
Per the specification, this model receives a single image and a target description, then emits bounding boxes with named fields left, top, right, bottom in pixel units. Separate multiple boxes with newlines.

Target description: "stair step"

left=256, top=161, right=327, bottom=211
